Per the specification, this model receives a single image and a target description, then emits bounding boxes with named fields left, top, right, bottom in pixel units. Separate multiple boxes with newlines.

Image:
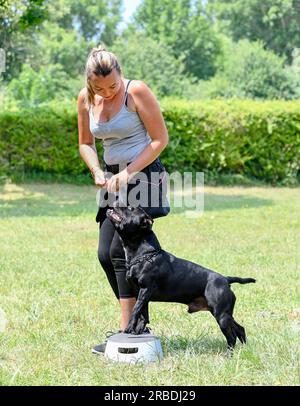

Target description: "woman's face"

left=90, top=69, right=122, bottom=101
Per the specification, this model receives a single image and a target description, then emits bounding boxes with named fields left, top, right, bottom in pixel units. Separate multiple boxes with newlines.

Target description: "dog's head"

left=106, top=202, right=154, bottom=236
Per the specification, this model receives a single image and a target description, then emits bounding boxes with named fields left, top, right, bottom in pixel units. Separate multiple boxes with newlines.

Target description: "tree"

left=30, top=22, right=92, bottom=78
left=199, top=39, right=298, bottom=100
left=6, top=62, right=82, bottom=107
left=130, top=0, right=222, bottom=80
left=0, top=0, right=122, bottom=82
left=0, top=0, right=48, bottom=81
left=46, top=0, right=122, bottom=45
left=111, top=33, right=195, bottom=98
left=207, top=0, right=300, bottom=63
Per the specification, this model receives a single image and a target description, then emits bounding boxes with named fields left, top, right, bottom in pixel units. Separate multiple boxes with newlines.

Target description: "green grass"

left=0, top=181, right=299, bottom=385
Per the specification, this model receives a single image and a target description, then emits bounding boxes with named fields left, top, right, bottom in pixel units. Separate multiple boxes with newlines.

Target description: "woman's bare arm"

left=77, top=88, right=106, bottom=186
left=126, top=81, right=169, bottom=175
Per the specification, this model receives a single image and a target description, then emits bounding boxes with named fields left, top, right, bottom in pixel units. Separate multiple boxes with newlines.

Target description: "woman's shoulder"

left=78, top=87, right=88, bottom=102
left=77, top=87, right=89, bottom=112
left=128, top=80, right=155, bottom=108
left=128, top=80, right=150, bottom=95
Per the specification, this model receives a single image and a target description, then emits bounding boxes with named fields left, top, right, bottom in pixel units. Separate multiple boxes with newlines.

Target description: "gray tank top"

left=89, top=80, right=152, bottom=165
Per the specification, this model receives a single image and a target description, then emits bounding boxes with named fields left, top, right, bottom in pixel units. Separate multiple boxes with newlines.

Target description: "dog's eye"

left=128, top=206, right=134, bottom=211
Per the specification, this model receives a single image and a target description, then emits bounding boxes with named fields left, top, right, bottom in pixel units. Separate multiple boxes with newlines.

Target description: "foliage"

left=45, top=0, right=122, bottom=45
left=160, top=99, right=300, bottom=185
left=30, top=21, right=92, bottom=78
left=5, top=63, right=83, bottom=107
left=111, top=34, right=195, bottom=98
left=0, top=102, right=84, bottom=178
left=130, top=0, right=222, bottom=80
left=198, top=39, right=299, bottom=100
left=1, top=99, right=300, bottom=185
left=0, top=0, right=48, bottom=81
left=207, top=0, right=300, bottom=63
left=2, top=1, right=300, bottom=102
left=286, top=48, right=300, bottom=96
left=0, top=0, right=122, bottom=83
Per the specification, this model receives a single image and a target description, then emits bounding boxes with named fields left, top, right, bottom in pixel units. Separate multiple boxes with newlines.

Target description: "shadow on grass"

left=0, top=182, right=97, bottom=218
left=0, top=181, right=273, bottom=218
left=160, top=333, right=228, bottom=356
left=171, top=193, right=273, bottom=215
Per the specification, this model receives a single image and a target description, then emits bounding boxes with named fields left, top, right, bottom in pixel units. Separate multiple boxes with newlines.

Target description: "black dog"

left=107, top=204, right=256, bottom=352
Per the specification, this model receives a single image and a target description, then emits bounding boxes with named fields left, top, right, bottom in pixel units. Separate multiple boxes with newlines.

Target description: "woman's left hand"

left=106, top=169, right=131, bottom=193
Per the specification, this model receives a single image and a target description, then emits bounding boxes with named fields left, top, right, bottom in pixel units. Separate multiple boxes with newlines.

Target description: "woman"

left=77, top=45, right=169, bottom=354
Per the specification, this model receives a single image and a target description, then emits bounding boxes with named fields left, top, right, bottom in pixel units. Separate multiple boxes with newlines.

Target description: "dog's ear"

left=141, top=217, right=153, bottom=228
left=138, top=206, right=153, bottom=220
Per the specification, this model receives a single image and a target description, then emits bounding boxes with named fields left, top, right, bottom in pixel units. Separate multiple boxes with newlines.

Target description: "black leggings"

left=98, top=217, right=135, bottom=299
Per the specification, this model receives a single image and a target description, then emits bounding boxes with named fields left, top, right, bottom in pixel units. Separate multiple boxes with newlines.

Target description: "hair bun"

left=94, top=44, right=106, bottom=53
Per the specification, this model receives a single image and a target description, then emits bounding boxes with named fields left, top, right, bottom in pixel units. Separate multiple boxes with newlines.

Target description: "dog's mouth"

left=107, top=209, right=122, bottom=223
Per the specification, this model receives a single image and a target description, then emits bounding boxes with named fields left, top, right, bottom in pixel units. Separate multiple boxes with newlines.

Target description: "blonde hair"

left=85, top=45, right=122, bottom=107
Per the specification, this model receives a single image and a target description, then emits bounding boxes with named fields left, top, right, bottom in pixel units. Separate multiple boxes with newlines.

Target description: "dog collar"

left=127, top=249, right=162, bottom=269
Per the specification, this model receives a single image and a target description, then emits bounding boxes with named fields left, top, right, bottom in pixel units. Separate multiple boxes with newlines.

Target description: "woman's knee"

left=98, top=244, right=112, bottom=270
left=109, top=235, right=126, bottom=264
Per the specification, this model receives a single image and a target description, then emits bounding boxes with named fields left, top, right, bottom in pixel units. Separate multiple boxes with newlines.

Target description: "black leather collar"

left=127, top=249, right=162, bottom=269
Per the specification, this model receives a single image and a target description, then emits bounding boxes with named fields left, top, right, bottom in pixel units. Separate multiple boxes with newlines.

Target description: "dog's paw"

left=124, top=329, right=138, bottom=335
left=124, top=325, right=136, bottom=334
left=135, top=324, right=147, bottom=335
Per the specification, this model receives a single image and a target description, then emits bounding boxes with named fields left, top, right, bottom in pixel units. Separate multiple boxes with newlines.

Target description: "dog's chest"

left=126, top=260, right=159, bottom=285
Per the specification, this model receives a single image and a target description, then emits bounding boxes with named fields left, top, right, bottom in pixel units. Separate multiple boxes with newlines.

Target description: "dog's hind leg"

left=225, top=291, right=246, bottom=344
left=232, top=319, right=246, bottom=344
left=214, top=311, right=246, bottom=354
left=229, top=291, right=236, bottom=316
left=206, top=282, right=242, bottom=353
left=216, top=312, right=237, bottom=352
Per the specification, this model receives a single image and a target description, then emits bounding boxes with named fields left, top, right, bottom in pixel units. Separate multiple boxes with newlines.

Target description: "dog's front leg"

left=124, top=288, right=151, bottom=334
left=135, top=302, right=150, bottom=334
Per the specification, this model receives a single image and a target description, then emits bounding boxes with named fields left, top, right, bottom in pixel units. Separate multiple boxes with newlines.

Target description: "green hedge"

left=1, top=99, right=300, bottom=184
left=161, top=99, right=300, bottom=184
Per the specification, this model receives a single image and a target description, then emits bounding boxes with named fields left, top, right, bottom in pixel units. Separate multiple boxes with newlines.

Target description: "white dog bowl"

left=104, top=333, right=163, bottom=364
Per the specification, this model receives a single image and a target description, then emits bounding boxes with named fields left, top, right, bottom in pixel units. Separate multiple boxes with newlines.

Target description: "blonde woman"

left=77, top=46, right=170, bottom=354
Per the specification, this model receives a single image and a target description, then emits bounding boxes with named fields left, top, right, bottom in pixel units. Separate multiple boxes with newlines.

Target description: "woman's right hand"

left=92, top=167, right=107, bottom=188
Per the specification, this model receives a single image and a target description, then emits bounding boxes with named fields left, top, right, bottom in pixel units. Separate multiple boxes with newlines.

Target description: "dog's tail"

left=226, top=277, right=256, bottom=285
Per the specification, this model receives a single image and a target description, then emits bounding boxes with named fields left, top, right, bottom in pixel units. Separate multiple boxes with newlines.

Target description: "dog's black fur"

left=107, top=203, right=256, bottom=352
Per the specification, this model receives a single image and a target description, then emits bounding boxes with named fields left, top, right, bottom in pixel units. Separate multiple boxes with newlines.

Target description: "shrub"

left=5, top=64, right=83, bottom=108
left=0, top=99, right=299, bottom=185
left=160, top=99, right=300, bottom=184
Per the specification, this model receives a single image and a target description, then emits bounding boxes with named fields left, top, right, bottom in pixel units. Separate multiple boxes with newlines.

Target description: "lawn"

left=0, top=180, right=299, bottom=386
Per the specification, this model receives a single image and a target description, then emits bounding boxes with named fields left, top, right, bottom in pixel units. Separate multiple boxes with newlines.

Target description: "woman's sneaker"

left=91, top=342, right=107, bottom=354
left=92, top=330, right=122, bottom=355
